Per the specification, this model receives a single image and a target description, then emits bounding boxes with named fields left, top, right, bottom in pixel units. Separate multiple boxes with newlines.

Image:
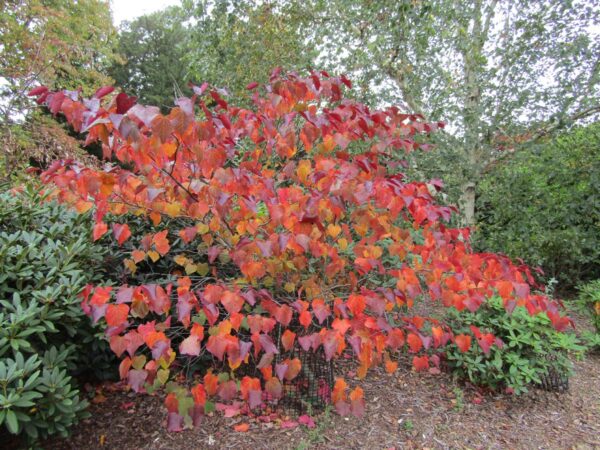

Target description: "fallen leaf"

left=233, top=423, right=250, bottom=432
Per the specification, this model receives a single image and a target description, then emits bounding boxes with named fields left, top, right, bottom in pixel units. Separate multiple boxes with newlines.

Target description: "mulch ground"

left=30, top=306, right=600, bottom=450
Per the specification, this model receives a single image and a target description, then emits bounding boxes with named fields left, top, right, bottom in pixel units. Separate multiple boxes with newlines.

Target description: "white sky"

left=110, top=0, right=181, bottom=25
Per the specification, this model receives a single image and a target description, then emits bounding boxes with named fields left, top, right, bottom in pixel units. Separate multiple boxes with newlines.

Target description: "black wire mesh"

left=537, top=353, right=569, bottom=392
left=271, top=323, right=335, bottom=415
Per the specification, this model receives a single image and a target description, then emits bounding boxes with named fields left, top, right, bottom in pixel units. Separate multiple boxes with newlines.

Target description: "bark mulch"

left=38, top=349, right=599, bottom=450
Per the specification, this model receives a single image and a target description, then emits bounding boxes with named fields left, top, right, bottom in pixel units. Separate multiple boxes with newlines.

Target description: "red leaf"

left=112, top=223, right=131, bottom=245
left=152, top=230, right=170, bottom=255
left=109, top=335, right=127, bottom=357
left=298, top=415, right=316, bottom=428
left=116, top=92, right=137, bottom=113
left=28, top=86, right=48, bottom=96
left=105, top=304, right=129, bottom=327
left=246, top=82, right=259, bottom=90
left=455, top=334, right=472, bottom=353
left=280, top=420, right=298, bottom=429
left=93, top=222, right=108, bottom=241
left=412, top=355, right=429, bottom=371
left=94, top=86, right=114, bottom=98
left=275, top=304, right=293, bottom=326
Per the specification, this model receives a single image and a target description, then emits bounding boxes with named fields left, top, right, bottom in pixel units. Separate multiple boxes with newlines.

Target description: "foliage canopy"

left=31, top=71, right=569, bottom=428
left=476, top=123, right=600, bottom=289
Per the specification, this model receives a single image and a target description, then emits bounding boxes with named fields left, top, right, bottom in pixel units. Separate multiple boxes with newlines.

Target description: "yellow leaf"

left=327, top=223, right=341, bottom=238
left=174, top=254, right=188, bottom=266
left=322, top=134, right=336, bottom=152
left=218, top=252, right=231, bottom=264
left=338, top=238, right=348, bottom=251
left=196, top=263, right=210, bottom=276
left=284, top=282, right=296, bottom=293
left=147, top=250, right=160, bottom=262
left=296, top=160, right=311, bottom=183
left=196, top=223, right=210, bottom=234
left=162, top=141, right=177, bottom=157
left=185, top=263, right=198, bottom=275
left=124, top=259, right=137, bottom=274
left=164, top=202, right=181, bottom=217
left=132, top=355, right=147, bottom=370
left=158, top=351, right=175, bottom=369
left=157, top=368, right=170, bottom=385
left=74, top=200, right=93, bottom=213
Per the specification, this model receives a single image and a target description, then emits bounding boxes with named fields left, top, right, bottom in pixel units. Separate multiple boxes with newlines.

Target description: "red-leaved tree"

left=30, top=70, right=570, bottom=430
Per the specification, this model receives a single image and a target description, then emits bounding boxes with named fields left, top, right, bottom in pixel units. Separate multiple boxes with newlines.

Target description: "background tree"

left=0, top=0, right=119, bottom=180
left=476, top=123, right=600, bottom=290
left=186, top=0, right=318, bottom=103
left=0, top=0, right=118, bottom=121
left=110, top=6, right=192, bottom=111
left=110, top=1, right=317, bottom=109
left=304, top=0, right=600, bottom=225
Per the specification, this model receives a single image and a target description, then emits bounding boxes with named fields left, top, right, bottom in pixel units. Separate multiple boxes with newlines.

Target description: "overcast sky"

left=110, top=0, right=181, bottom=25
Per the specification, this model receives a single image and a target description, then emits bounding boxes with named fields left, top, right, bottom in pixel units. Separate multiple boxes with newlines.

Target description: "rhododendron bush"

left=30, top=70, right=570, bottom=429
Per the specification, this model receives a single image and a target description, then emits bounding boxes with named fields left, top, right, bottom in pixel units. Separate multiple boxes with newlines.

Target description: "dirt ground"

left=37, top=347, right=599, bottom=450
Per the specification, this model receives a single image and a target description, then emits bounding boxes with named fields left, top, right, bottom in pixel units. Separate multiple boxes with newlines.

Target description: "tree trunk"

left=460, top=181, right=477, bottom=228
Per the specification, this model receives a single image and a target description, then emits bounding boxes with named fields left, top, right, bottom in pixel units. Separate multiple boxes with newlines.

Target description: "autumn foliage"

left=30, top=69, right=570, bottom=429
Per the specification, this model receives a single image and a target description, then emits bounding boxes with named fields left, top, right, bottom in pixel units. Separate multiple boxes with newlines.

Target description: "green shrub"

left=576, top=279, right=600, bottom=332
left=475, top=123, right=600, bottom=291
left=576, top=280, right=600, bottom=351
left=0, top=186, right=116, bottom=442
left=445, top=297, right=584, bottom=394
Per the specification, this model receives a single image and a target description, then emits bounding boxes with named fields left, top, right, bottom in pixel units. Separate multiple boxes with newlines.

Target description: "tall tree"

left=306, top=0, right=600, bottom=225
left=0, top=0, right=118, bottom=122
left=186, top=0, right=318, bottom=103
left=110, top=6, right=192, bottom=111
left=0, top=0, right=118, bottom=179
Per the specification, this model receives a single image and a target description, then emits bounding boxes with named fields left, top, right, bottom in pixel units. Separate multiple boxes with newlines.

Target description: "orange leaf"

left=284, top=358, right=302, bottom=381
left=152, top=230, right=170, bottom=255
left=327, top=223, right=341, bottom=238
left=204, top=372, right=219, bottom=396
left=349, top=386, right=364, bottom=401
left=241, top=260, right=266, bottom=280
left=332, top=378, right=347, bottom=403
left=93, top=222, right=108, bottom=241
left=131, top=250, right=146, bottom=263
left=299, top=310, right=312, bottom=329
left=455, top=334, right=472, bottom=353
left=191, top=384, right=206, bottom=406
left=221, top=291, right=244, bottom=315
left=90, top=286, right=112, bottom=306
left=407, top=333, right=423, bottom=353
left=234, top=423, right=250, bottom=432
left=164, top=392, right=178, bottom=413
left=385, top=359, right=398, bottom=374
left=412, top=355, right=429, bottom=372
left=106, top=303, right=129, bottom=327
left=496, top=281, right=514, bottom=299
left=281, top=329, right=296, bottom=352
